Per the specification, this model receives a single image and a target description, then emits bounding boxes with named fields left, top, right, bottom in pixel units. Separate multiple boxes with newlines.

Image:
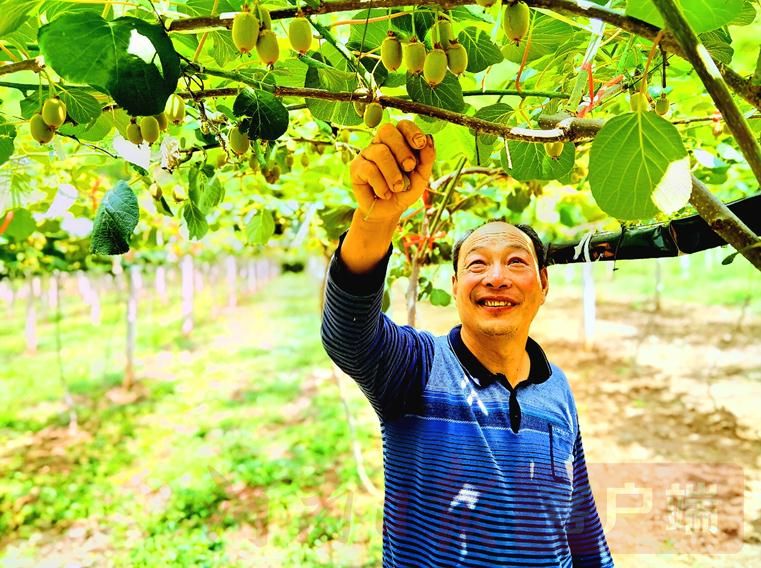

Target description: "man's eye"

left=509, top=258, right=527, bottom=265
left=467, top=260, right=485, bottom=269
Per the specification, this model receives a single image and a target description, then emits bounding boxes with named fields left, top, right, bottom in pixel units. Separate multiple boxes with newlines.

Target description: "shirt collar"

left=447, top=325, right=552, bottom=389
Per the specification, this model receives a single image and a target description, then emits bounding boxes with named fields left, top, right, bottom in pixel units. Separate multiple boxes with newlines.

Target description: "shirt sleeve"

left=320, top=234, right=435, bottom=421
left=567, top=428, right=615, bottom=567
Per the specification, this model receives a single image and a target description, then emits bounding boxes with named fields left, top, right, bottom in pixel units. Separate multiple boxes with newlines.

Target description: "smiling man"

left=321, top=121, right=613, bottom=567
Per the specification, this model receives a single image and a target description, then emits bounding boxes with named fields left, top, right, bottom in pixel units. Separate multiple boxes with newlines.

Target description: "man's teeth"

left=483, top=300, right=514, bottom=307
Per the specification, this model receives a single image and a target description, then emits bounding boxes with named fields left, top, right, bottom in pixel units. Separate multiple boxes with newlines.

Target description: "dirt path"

left=408, top=287, right=761, bottom=566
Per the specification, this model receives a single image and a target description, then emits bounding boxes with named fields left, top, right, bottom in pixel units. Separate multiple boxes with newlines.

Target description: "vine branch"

left=0, top=57, right=43, bottom=77
left=166, top=0, right=761, bottom=111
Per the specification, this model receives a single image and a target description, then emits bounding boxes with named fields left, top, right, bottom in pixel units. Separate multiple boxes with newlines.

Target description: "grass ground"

left=0, top=251, right=758, bottom=567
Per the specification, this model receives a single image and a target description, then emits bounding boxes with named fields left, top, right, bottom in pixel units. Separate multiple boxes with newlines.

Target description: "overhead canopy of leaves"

left=233, top=89, right=290, bottom=141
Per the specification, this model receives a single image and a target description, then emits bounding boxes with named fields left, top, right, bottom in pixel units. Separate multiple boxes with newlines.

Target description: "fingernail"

left=413, top=133, right=427, bottom=148
left=394, top=180, right=404, bottom=191
left=402, top=157, right=416, bottom=171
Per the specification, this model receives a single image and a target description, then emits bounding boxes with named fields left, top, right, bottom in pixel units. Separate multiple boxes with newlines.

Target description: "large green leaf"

left=501, top=141, right=575, bottom=181
left=38, top=13, right=180, bottom=116
left=589, top=112, right=691, bottom=220
left=183, top=202, right=208, bottom=240
left=57, top=89, right=102, bottom=125
left=0, top=122, right=16, bottom=165
left=502, top=12, right=576, bottom=63
left=304, top=48, right=362, bottom=126
left=458, top=27, right=503, bottom=73
left=625, top=0, right=745, bottom=33
left=233, top=89, right=289, bottom=140
left=59, top=112, right=113, bottom=142
left=472, top=103, right=513, bottom=145
left=406, top=71, right=464, bottom=113
left=348, top=9, right=391, bottom=51
left=3, top=208, right=35, bottom=241
left=90, top=181, right=139, bottom=255
left=246, top=210, right=275, bottom=245
left=700, top=30, right=734, bottom=65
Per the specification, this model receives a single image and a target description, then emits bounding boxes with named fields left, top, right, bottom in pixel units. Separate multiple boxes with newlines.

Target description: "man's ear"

left=451, top=273, right=457, bottom=296
left=540, top=267, right=549, bottom=301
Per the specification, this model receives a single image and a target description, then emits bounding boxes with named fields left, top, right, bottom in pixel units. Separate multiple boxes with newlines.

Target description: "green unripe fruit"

left=353, top=100, right=367, bottom=117
left=263, top=164, right=281, bottom=184
left=140, top=116, right=160, bottom=144
left=381, top=34, right=403, bottom=72
left=476, top=0, right=498, bottom=6
left=289, top=17, right=312, bottom=54
left=257, top=29, right=280, bottom=65
left=300, top=153, right=310, bottom=167
left=228, top=126, right=250, bottom=155
left=149, top=183, right=162, bottom=200
left=154, top=112, right=169, bottom=131
left=363, top=102, right=383, bottom=129
left=232, top=10, right=259, bottom=54
left=41, top=97, right=67, bottom=129
left=258, top=6, right=272, bottom=30
left=173, top=184, right=187, bottom=202
left=655, top=94, right=669, bottom=116
left=630, top=91, right=650, bottom=113
left=544, top=141, right=564, bottom=159
left=126, top=122, right=143, bottom=145
left=503, top=1, right=530, bottom=45
left=423, top=48, right=448, bottom=87
left=434, top=19, right=453, bottom=47
left=165, top=94, right=186, bottom=124
left=446, top=41, right=468, bottom=75
left=404, top=39, right=426, bottom=75
left=30, top=113, right=54, bottom=144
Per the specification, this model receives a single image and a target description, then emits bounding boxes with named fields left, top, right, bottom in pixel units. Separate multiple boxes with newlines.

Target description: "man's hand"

left=349, top=120, right=436, bottom=222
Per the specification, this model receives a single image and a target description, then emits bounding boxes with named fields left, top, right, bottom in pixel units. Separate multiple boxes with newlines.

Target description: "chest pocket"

left=548, top=423, right=575, bottom=486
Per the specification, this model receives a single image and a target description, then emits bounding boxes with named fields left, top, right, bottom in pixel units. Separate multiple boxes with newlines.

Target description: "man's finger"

left=361, top=144, right=406, bottom=193
left=375, top=123, right=417, bottom=173
left=414, top=134, right=436, bottom=180
left=350, top=157, right=392, bottom=200
left=397, top=119, right=428, bottom=150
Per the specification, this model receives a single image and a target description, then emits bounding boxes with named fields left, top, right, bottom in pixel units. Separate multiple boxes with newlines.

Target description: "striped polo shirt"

left=321, top=240, right=614, bottom=567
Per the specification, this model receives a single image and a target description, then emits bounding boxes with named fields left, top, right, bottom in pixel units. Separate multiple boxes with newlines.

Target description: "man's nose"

left=483, top=263, right=512, bottom=287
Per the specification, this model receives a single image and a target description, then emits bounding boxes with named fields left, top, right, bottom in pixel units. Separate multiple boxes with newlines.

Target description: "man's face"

left=452, top=223, right=548, bottom=339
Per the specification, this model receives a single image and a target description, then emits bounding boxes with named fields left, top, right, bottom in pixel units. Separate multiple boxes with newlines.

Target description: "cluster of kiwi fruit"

left=30, top=97, right=67, bottom=144
left=124, top=94, right=186, bottom=146
left=232, top=4, right=316, bottom=64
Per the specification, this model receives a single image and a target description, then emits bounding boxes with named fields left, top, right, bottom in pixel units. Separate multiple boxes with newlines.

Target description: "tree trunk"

left=25, top=276, right=40, bottom=355
left=53, top=272, right=78, bottom=430
left=406, top=257, right=420, bottom=327
left=155, top=265, right=168, bottom=304
left=679, top=254, right=690, bottom=280
left=581, top=262, right=596, bottom=349
left=125, top=264, right=139, bottom=390
left=47, top=273, right=59, bottom=314
left=181, top=255, right=194, bottom=337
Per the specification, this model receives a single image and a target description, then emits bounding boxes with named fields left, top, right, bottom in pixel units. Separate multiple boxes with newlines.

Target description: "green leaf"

left=272, top=59, right=310, bottom=88
left=625, top=0, right=745, bottom=33
left=38, top=13, right=181, bottom=116
left=0, top=0, right=40, bottom=36
left=501, top=141, right=575, bottom=181
left=246, top=210, right=275, bottom=245
left=90, top=181, right=139, bottom=255
left=458, top=27, right=503, bottom=73
left=348, top=9, right=390, bottom=51
left=700, top=30, right=734, bottom=65
left=430, top=288, right=451, bottom=307
left=753, top=48, right=761, bottom=87
left=3, top=208, right=35, bottom=240
left=183, top=202, right=208, bottom=240
left=730, top=1, right=757, bottom=25
left=199, top=177, right=224, bottom=213
left=57, top=89, right=102, bottom=125
left=209, top=31, right=238, bottom=67
left=391, top=9, right=435, bottom=40
left=406, top=71, right=464, bottom=113
left=472, top=103, right=513, bottom=145
left=0, top=122, right=16, bottom=165
left=501, top=12, right=576, bottom=63
left=59, top=111, right=113, bottom=142
left=304, top=48, right=362, bottom=126
left=233, top=88, right=289, bottom=140
left=589, top=112, right=691, bottom=220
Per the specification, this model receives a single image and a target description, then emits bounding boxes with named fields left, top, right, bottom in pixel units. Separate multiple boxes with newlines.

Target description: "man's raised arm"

left=320, top=121, right=436, bottom=419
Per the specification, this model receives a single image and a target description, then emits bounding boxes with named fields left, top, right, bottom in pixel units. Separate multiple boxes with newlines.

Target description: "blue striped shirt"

left=321, top=241, right=614, bottom=567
